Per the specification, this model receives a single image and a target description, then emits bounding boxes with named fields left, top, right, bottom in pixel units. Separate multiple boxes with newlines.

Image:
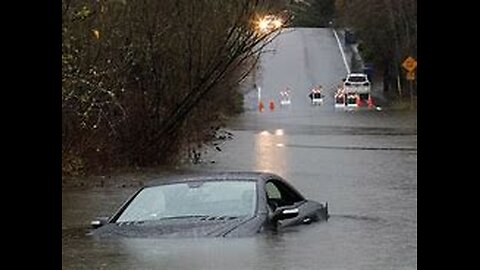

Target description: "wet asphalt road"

left=62, top=28, right=417, bottom=269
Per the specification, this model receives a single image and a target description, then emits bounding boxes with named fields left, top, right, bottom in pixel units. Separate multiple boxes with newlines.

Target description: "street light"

left=255, top=15, right=283, bottom=34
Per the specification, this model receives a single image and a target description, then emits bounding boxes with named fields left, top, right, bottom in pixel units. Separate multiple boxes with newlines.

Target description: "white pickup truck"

left=343, top=73, right=371, bottom=97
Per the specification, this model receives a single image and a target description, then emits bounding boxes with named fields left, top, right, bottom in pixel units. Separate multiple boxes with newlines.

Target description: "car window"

left=113, top=187, right=167, bottom=222
left=265, top=180, right=304, bottom=209
left=266, top=182, right=281, bottom=199
left=116, top=180, right=257, bottom=222
left=347, top=76, right=366, bottom=82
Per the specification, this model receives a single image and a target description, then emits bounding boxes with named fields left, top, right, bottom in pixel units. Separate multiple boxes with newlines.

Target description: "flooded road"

left=62, top=28, right=416, bottom=269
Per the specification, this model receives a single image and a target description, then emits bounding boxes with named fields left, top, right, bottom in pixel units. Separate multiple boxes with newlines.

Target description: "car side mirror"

left=342, top=78, right=346, bottom=82
left=90, top=216, right=109, bottom=229
left=270, top=206, right=299, bottom=222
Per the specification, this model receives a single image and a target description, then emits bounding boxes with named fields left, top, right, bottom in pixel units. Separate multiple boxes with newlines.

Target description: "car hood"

left=90, top=216, right=261, bottom=238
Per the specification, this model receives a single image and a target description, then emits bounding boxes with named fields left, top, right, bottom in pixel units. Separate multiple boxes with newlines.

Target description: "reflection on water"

left=254, top=129, right=288, bottom=176
left=274, top=129, right=284, bottom=136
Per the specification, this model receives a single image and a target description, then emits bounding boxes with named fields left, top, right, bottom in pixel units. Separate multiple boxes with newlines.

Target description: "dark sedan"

left=90, top=172, right=329, bottom=238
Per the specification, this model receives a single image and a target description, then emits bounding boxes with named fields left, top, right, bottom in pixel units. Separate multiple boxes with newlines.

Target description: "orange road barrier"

left=258, top=101, right=264, bottom=112
left=269, top=100, right=275, bottom=111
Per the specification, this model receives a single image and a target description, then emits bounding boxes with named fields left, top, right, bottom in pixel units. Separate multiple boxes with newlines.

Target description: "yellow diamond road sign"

left=402, top=56, right=417, bottom=72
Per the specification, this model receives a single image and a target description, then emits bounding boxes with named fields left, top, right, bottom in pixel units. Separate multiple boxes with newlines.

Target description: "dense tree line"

left=289, top=0, right=335, bottom=27
left=62, top=0, right=289, bottom=175
left=336, top=0, right=417, bottom=95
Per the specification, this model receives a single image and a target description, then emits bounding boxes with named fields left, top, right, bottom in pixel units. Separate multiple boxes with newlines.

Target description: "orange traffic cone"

left=356, top=95, right=362, bottom=106
left=258, top=101, right=264, bottom=112
left=269, top=100, right=275, bottom=111
left=367, top=95, right=374, bottom=108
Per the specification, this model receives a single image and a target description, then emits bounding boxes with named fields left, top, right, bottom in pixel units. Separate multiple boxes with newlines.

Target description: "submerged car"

left=90, top=172, right=329, bottom=238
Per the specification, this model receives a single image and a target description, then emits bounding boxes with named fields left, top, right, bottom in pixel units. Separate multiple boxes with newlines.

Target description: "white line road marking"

left=332, top=29, right=350, bottom=74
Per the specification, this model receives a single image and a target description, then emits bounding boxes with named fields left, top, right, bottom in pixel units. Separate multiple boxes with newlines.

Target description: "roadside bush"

left=62, top=0, right=289, bottom=175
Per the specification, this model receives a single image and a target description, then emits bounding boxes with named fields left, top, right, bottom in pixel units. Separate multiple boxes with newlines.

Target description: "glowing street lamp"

left=255, top=15, right=283, bottom=34
left=258, top=19, right=270, bottom=32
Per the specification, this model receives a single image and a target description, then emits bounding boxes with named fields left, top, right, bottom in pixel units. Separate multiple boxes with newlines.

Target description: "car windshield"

left=347, top=76, right=367, bottom=82
left=116, top=180, right=257, bottom=222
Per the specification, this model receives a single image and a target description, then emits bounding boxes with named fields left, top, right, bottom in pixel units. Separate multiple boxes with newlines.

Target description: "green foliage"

left=73, top=6, right=92, bottom=21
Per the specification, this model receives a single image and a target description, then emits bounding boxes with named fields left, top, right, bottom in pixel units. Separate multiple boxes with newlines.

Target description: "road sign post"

left=406, top=71, right=415, bottom=81
left=402, top=56, right=417, bottom=109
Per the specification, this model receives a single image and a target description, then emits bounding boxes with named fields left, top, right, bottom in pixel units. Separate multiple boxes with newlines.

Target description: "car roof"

left=143, top=171, right=282, bottom=187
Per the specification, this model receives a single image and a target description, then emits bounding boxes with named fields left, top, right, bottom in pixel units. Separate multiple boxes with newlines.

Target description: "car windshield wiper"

left=156, top=215, right=210, bottom=220
left=118, top=215, right=209, bottom=224
left=159, top=215, right=242, bottom=221
left=118, top=215, right=243, bottom=225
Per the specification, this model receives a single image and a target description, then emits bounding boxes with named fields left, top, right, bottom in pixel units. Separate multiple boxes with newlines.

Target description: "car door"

left=264, top=179, right=321, bottom=228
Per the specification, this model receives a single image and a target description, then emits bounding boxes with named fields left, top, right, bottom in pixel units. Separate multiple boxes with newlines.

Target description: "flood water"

left=62, top=28, right=417, bottom=269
